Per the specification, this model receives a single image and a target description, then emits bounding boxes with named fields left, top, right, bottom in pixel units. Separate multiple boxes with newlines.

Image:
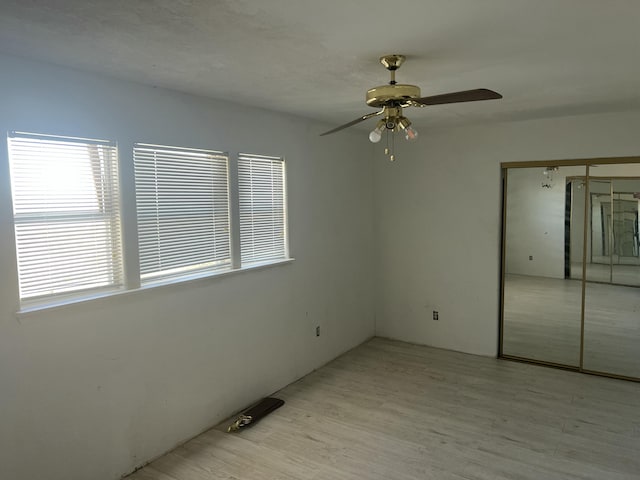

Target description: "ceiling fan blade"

left=413, top=88, right=502, bottom=106
left=320, top=110, right=384, bottom=136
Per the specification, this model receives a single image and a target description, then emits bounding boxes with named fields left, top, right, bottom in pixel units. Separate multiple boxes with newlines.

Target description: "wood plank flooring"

left=503, top=274, right=582, bottom=366
left=127, top=338, right=640, bottom=480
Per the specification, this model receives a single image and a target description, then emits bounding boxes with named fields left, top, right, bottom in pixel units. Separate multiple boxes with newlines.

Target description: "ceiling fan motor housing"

left=319, top=53, right=501, bottom=138
left=366, top=84, right=421, bottom=107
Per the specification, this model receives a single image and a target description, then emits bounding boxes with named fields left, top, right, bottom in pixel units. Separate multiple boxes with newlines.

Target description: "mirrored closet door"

left=501, top=165, right=585, bottom=367
left=501, top=158, right=640, bottom=381
left=583, top=165, right=640, bottom=379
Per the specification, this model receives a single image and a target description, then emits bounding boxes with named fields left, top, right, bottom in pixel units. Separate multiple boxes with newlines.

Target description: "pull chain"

left=384, top=128, right=390, bottom=156
left=390, top=130, right=395, bottom=162
left=383, top=123, right=396, bottom=162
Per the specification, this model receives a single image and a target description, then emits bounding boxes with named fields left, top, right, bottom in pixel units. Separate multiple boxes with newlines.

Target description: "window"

left=238, top=153, right=288, bottom=265
left=134, top=144, right=231, bottom=284
left=7, top=132, right=123, bottom=303
left=7, top=132, right=290, bottom=310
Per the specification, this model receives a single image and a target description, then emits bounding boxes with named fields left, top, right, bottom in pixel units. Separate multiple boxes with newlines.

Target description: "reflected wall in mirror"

left=584, top=174, right=640, bottom=286
left=502, top=165, right=585, bottom=366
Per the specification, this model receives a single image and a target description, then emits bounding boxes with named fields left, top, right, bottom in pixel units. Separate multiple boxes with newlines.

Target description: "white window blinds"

left=134, top=144, right=231, bottom=284
left=7, top=132, right=123, bottom=302
left=238, top=153, right=287, bottom=265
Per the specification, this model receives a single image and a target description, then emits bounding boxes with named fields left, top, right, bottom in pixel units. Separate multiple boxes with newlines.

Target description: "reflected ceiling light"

left=542, top=166, right=559, bottom=189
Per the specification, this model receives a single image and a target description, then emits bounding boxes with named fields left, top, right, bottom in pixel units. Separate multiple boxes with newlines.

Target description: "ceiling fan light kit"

left=321, top=54, right=502, bottom=161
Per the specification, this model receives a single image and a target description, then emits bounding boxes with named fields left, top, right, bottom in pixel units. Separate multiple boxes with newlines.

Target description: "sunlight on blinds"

left=8, top=132, right=123, bottom=301
left=134, top=144, right=231, bottom=284
left=238, top=153, right=287, bottom=265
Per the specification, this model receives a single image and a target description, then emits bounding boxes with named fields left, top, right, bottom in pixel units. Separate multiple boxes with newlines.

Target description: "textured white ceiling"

left=0, top=0, right=639, bottom=131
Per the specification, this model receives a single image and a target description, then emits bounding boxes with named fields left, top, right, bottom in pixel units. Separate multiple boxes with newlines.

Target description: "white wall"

left=0, top=54, right=375, bottom=480
left=373, top=110, right=640, bottom=356
left=505, top=165, right=585, bottom=279
left=505, top=167, right=566, bottom=278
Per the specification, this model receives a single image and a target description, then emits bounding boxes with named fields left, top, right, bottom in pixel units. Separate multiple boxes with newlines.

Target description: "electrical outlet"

left=432, top=311, right=439, bottom=321
left=315, top=326, right=320, bottom=337
left=529, top=255, right=533, bottom=261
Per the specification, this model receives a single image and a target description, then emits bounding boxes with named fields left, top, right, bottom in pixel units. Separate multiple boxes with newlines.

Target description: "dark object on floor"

left=227, top=397, right=285, bottom=432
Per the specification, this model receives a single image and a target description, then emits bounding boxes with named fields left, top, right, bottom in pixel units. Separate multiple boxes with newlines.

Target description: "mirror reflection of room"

left=582, top=164, right=640, bottom=379
left=502, top=161, right=640, bottom=380
left=580, top=175, right=640, bottom=286
left=502, top=165, right=585, bottom=366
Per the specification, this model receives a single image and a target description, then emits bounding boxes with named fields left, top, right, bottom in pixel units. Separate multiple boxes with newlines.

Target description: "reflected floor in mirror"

left=584, top=281, right=640, bottom=378
left=571, top=262, right=640, bottom=286
left=503, top=274, right=640, bottom=378
left=503, top=274, right=582, bottom=366
left=127, top=338, right=640, bottom=480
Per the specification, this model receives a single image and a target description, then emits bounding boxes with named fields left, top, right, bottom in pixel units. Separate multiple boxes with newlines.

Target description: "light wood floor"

left=127, top=338, right=640, bottom=480
left=503, top=274, right=640, bottom=378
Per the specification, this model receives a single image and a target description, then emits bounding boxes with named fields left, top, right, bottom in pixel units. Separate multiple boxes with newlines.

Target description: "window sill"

left=15, top=258, right=295, bottom=318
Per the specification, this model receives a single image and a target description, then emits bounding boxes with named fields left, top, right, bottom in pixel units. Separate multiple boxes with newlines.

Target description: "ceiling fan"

left=320, top=54, right=502, bottom=160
